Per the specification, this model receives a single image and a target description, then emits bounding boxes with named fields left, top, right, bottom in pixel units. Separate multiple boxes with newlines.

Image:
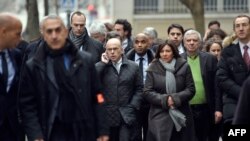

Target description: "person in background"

left=96, top=37, right=143, bottom=141
left=104, top=22, right=114, bottom=32
left=204, top=38, right=223, bottom=60
left=19, top=15, right=109, bottom=141
left=144, top=41, right=196, bottom=141
left=126, top=33, right=155, bottom=141
left=167, top=24, right=185, bottom=54
left=69, top=11, right=104, bottom=63
left=114, top=19, right=133, bottom=54
left=181, top=29, right=219, bottom=141
left=143, top=27, right=158, bottom=51
left=89, top=21, right=107, bottom=44
left=204, top=28, right=227, bottom=42
left=204, top=20, right=221, bottom=41
left=0, top=12, right=25, bottom=141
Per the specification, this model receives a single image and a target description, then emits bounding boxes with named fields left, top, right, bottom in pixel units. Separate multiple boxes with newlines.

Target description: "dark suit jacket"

left=217, top=43, right=250, bottom=123
left=126, top=48, right=155, bottom=65
left=0, top=48, right=24, bottom=140
left=181, top=51, right=219, bottom=122
left=233, top=75, right=250, bottom=124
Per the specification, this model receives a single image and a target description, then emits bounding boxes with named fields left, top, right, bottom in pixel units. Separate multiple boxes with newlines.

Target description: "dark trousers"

left=208, top=121, right=223, bottom=141
left=50, top=118, right=94, bottom=141
left=130, top=106, right=149, bottom=141
left=191, top=104, right=210, bottom=141
left=110, top=124, right=131, bottom=141
left=0, top=118, right=24, bottom=141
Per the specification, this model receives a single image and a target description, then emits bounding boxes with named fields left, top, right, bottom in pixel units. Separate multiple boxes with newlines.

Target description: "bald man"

left=126, top=33, right=155, bottom=141
left=96, top=38, right=143, bottom=141
left=0, top=13, right=24, bottom=141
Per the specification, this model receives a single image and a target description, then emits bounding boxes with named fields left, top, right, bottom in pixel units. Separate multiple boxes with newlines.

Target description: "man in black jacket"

left=0, top=12, right=25, bottom=141
left=126, top=33, right=154, bottom=141
left=19, top=15, right=109, bottom=141
left=217, top=15, right=250, bottom=126
left=181, top=29, right=221, bottom=141
left=96, top=37, right=143, bottom=141
left=69, top=11, right=104, bottom=63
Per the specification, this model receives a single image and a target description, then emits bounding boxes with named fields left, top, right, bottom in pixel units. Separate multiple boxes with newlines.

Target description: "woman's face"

left=209, top=43, right=222, bottom=60
left=160, top=45, right=174, bottom=63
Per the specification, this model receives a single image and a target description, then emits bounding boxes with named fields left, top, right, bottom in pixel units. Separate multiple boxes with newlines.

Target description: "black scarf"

left=46, top=43, right=83, bottom=123
left=69, top=29, right=85, bottom=49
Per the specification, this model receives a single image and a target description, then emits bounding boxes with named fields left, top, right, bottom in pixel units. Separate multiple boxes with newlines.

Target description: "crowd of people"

left=0, top=11, right=250, bottom=141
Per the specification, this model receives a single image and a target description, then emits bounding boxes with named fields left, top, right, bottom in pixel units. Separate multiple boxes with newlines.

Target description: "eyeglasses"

left=106, top=47, right=119, bottom=52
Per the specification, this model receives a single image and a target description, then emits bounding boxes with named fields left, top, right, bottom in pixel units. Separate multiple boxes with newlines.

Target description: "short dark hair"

left=70, top=11, right=86, bottom=24
left=206, top=28, right=227, bottom=41
left=208, top=20, right=220, bottom=28
left=114, top=19, right=132, bottom=38
left=155, top=41, right=180, bottom=59
left=167, top=24, right=184, bottom=35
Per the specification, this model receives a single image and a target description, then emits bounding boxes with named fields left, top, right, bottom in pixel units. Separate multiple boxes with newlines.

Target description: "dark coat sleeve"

left=90, top=60, right=109, bottom=136
left=216, top=52, right=241, bottom=100
left=144, top=71, right=169, bottom=109
left=233, top=76, right=250, bottom=125
left=19, top=63, right=44, bottom=141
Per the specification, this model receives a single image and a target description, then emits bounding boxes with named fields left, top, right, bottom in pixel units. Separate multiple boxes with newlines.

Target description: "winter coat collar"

left=147, top=57, right=187, bottom=74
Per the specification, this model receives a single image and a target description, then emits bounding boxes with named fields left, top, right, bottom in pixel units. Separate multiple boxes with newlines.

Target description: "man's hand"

left=97, top=135, right=109, bottom=141
left=214, top=111, right=223, bottom=124
left=101, top=52, right=109, bottom=64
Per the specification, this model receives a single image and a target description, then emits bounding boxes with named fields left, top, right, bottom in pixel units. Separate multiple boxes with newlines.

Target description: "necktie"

left=243, top=45, right=250, bottom=69
left=1, top=52, right=8, bottom=93
left=139, top=57, right=144, bottom=79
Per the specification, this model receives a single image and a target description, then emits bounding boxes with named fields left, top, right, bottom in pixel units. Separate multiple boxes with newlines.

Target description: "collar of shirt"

left=122, top=38, right=128, bottom=49
left=135, top=53, right=148, bottom=63
left=187, top=52, right=199, bottom=60
left=178, top=44, right=185, bottom=54
left=112, top=57, right=123, bottom=73
left=239, top=41, right=250, bottom=56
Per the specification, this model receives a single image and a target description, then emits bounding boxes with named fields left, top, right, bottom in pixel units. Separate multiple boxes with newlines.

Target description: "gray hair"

left=39, top=15, right=65, bottom=30
left=184, top=29, right=202, bottom=42
left=143, top=27, right=158, bottom=39
left=89, top=21, right=107, bottom=36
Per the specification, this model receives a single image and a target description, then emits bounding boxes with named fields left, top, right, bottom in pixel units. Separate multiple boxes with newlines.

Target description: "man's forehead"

left=106, top=38, right=121, bottom=46
left=43, top=19, right=62, bottom=28
left=135, top=34, right=147, bottom=40
left=135, top=37, right=147, bottom=41
left=235, top=17, right=249, bottom=24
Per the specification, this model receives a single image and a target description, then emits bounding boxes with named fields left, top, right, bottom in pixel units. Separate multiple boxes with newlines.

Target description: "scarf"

left=159, top=58, right=176, bottom=93
left=46, top=43, right=83, bottom=123
left=69, top=29, right=85, bottom=49
left=159, top=58, right=187, bottom=132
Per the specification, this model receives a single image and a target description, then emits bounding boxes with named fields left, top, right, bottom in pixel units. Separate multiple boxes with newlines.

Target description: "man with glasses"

left=96, top=37, right=143, bottom=141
